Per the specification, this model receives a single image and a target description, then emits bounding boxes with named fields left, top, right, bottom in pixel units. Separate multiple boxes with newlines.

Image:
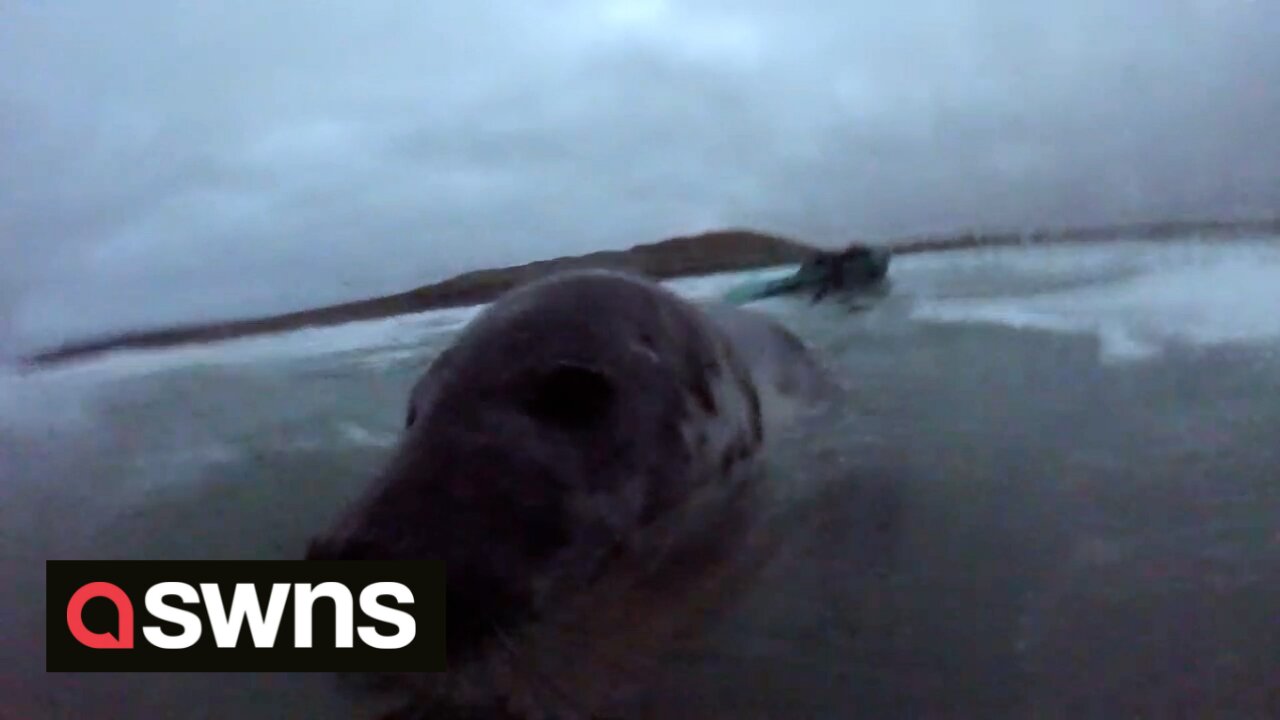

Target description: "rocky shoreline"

left=24, top=217, right=1280, bottom=366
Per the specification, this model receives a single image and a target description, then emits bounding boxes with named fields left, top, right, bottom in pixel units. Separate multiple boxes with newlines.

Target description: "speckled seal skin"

left=306, top=269, right=834, bottom=719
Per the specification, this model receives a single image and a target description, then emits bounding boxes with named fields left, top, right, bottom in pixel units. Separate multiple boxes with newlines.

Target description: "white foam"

left=125, top=443, right=248, bottom=483
left=10, top=303, right=484, bottom=379
left=0, top=304, right=486, bottom=430
left=910, top=245, right=1280, bottom=363
left=336, top=422, right=398, bottom=448
left=5, top=264, right=779, bottom=383
left=0, top=269, right=787, bottom=425
left=351, top=346, right=426, bottom=369
left=662, top=265, right=798, bottom=300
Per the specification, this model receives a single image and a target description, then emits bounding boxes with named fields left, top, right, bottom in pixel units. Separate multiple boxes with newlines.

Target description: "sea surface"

left=3, top=237, right=1280, bottom=718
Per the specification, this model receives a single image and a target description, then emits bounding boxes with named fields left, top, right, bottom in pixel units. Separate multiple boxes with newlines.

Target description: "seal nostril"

left=524, top=363, right=615, bottom=429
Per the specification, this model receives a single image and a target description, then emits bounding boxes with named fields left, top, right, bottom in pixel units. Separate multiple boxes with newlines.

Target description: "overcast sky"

left=3, top=0, right=1278, bottom=353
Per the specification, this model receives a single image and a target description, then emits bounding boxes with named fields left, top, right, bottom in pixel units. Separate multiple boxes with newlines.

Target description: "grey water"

left=3, top=238, right=1280, bottom=718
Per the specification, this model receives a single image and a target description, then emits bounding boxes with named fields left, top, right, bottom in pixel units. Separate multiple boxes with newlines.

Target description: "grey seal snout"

left=305, top=401, right=577, bottom=661
left=306, top=270, right=764, bottom=668
left=305, top=269, right=837, bottom=716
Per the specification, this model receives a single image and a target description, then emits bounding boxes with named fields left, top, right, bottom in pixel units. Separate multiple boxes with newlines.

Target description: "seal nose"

left=305, top=536, right=531, bottom=662
left=522, top=361, right=616, bottom=430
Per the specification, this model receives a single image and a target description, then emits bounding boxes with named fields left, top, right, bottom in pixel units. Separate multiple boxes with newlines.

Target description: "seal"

left=305, top=269, right=835, bottom=719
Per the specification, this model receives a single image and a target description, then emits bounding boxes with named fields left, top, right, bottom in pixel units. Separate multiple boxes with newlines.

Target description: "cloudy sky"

left=2, top=0, right=1278, bottom=353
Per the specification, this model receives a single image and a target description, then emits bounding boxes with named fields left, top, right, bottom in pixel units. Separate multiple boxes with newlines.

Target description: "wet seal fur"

left=306, top=269, right=835, bottom=719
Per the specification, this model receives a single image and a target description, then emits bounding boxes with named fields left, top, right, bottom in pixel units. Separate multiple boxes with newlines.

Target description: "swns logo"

left=47, top=560, right=445, bottom=672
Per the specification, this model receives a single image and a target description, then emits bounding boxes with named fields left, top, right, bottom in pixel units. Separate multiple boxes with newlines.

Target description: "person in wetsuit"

left=809, top=245, right=891, bottom=303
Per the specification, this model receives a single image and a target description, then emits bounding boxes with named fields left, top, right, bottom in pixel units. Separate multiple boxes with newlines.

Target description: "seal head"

left=306, top=271, right=774, bottom=714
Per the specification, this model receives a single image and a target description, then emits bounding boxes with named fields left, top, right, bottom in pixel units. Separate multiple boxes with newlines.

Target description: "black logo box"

left=47, top=560, right=445, bottom=673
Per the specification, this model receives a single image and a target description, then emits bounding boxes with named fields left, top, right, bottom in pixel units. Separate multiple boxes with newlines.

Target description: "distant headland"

left=24, top=216, right=1280, bottom=367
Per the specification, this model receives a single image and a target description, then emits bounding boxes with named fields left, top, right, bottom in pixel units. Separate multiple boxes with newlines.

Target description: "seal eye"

left=405, top=403, right=417, bottom=429
left=525, top=363, right=615, bottom=429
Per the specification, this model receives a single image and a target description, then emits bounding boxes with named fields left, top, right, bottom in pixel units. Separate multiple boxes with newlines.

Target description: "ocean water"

left=2, top=237, right=1280, bottom=718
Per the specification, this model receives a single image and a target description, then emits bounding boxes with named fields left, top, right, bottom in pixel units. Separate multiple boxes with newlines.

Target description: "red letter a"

left=66, top=582, right=134, bottom=649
